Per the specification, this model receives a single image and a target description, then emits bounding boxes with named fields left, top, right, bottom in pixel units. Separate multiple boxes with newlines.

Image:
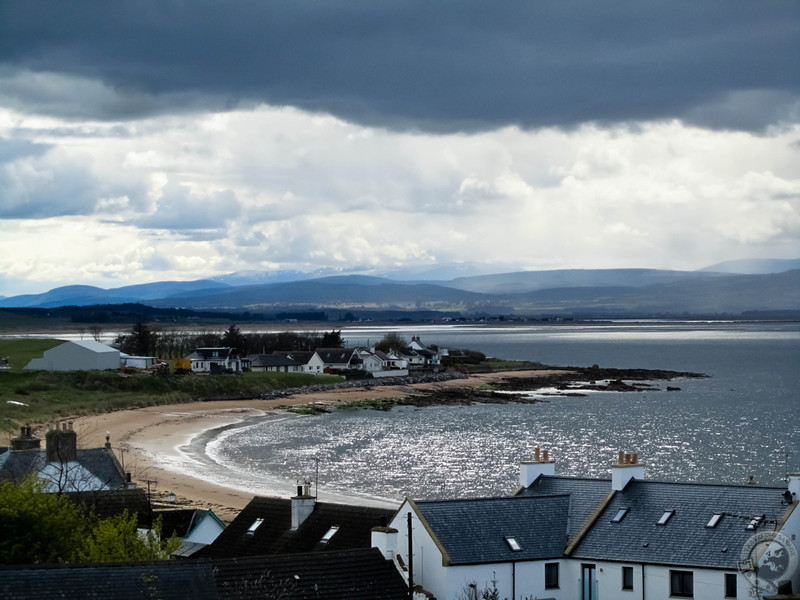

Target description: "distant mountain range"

left=1, top=259, right=798, bottom=318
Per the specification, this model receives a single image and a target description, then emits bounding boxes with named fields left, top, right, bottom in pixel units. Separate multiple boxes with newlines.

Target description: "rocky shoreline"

left=273, top=365, right=706, bottom=410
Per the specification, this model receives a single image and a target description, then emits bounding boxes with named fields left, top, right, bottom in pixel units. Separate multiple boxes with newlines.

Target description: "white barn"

left=25, top=340, right=121, bottom=371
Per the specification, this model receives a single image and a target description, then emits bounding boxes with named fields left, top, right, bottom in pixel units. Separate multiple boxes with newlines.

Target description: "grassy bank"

left=0, top=367, right=342, bottom=434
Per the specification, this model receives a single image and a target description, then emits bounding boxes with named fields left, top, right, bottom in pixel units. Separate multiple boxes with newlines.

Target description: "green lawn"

left=0, top=339, right=343, bottom=434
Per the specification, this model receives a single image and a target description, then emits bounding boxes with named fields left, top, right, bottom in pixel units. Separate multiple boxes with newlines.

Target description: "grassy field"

left=0, top=339, right=343, bottom=434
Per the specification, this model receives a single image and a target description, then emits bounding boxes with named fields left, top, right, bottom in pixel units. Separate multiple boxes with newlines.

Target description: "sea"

left=178, top=320, right=800, bottom=506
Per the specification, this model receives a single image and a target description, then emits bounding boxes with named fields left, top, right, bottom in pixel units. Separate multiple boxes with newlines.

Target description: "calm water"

left=195, top=321, right=799, bottom=503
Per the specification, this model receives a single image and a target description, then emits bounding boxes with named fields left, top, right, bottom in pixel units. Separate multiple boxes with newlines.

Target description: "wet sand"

left=71, top=369, right=571, bottom=521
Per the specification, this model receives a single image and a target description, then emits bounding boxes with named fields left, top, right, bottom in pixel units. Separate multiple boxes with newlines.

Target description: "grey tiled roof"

left=247, top=354, right=301, bottom=368
left=414, top=495, right=570, bottom=565
left=212, top=548, right=409, bottom=600
left=0, top=448, right=126, bottom=491
left=199, top=496, right=395, bottom=558
left=516, top=475, right=613, bottom=539
left=0, top=561, right=220, bottom=600
left=571, top=479, right=792, bottom=569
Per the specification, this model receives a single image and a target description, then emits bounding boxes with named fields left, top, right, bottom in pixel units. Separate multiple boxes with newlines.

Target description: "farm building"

left=24, top=340, right=120, bottom=371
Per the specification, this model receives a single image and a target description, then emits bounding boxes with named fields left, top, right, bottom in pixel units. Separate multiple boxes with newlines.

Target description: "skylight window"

left=245, top=518, right=263, bottom=536
left=657, top=510, right=675, bottom=526
left=505, top=537, right=522, bottom=551
left=611, top=508, right=629, bottom=523
left=706, top=513, right=723, bottom=528
left=320, top=525, right=340, bottom=544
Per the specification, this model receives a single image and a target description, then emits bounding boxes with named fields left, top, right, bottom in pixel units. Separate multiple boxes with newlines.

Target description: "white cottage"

left=374, top=450, right=800, bottom=600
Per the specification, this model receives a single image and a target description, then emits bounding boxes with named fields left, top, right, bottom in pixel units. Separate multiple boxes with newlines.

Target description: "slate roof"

left=189, top=347, right=236, bottom=360
left=199, top=496, right=395, bottom=558
left=316, top=347, right=359, bottom=366
left=247, top=354, right=301, bottom=368
left=66, top=488, right=152, bottom=529
left=212, top=548, right=409, bottom=600
left=0, top=560, right=220, bottom=600
left=0, top=550, right=408, bottom=600
left=516, top=475, right=613, bottom=539
left=571, top=479, right=794, bottom=569
left=413, top=495, right=570, bottom=565
left=0, top=447, right=126, bottom=492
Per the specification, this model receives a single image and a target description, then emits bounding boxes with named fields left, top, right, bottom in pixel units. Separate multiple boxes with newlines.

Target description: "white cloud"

left=1, top=105, right=798, bottom=295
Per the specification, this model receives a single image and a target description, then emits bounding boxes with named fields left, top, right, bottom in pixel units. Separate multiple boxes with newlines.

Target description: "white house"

left=374, top=450, right=800, bottom=600
left=273, top=351, right=326, bottom=374
left=187, top=347, right=242, bottom=373
left=25, top=340, right=120, bottom=371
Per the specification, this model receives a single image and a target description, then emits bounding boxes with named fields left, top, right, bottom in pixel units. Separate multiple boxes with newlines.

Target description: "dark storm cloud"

left=1, top=1, right=798, bottom=131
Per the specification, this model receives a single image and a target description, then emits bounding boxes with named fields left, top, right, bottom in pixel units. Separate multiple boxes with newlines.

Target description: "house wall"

left=185, top=515, right=225, bottom=545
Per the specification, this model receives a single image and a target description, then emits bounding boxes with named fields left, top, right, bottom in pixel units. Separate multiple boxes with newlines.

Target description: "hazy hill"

left=1, top=262, right=797, bottom=317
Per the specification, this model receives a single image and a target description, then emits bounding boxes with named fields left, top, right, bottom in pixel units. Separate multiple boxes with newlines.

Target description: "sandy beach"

left=71, top=370, right=570, bottom=522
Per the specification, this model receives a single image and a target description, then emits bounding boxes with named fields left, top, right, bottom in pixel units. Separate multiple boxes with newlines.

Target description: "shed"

left=25, top=340, right=120, bottom=371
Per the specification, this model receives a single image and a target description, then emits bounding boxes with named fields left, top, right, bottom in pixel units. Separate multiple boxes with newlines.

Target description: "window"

left=669, top=570, right=693, bottom=598
left=724, top=573, right=737, bottom=598
left=612, top=507, right=629, bottom=523
left=320, top=525, right=339, bottom=544
left=622, top=566, right=634, bottom=590
left=657, top=510, right=675, bottom=525
left=505, top=536, right=522, bottom=551
left=706, top=513, right=723, bottom=528
left=245, top=518, right=263, bottom=537
left=544, top=563, right=559, bottom=589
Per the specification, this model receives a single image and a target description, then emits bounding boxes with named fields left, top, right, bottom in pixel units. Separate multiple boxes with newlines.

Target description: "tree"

left=115, top=321, right=158, bottom=356
left=320, top=330, right=344, bottom=348
left=80, top=512, right=180, bottom=563
left=222, top=324, right=246, bottom=355
left=374, top=332, right=408, bottom=353
left=0, top=478, right=179, bottom=564
left=0, top=478, right=88, bottom=564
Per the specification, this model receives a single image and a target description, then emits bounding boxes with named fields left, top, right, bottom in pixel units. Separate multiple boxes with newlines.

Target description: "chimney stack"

left=611, top=450, right=645, bottom=490
left=291, top=481, right=316, bottom=530
left=45, top=421, right=78, bottom=463
left=520, top=446, right=556, bottom=487
left=10, top=426, right=41, bottom=451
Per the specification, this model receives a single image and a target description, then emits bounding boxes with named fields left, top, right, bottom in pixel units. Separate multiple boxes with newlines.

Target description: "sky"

left=1, top=1, right=799, bottom=297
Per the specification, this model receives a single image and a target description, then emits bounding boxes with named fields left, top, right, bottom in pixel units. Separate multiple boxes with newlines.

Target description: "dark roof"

left=200, top=496, right=395, bottom=558
left=0, top=447, right=126, bottom=492
left=212, top=548, right=409, bottom=600
left=0, top=560, right=220, bottom=600
left=516, top=475, right=613, bottom=539
left=315, top=348, right=358, bottom=364
left=189, top=347, right=235, bottom=360
left=273, top=350, right=317, bottom=364
left=66, top=488, right=152, bottom=529
left=571, top=479, right=792, bottom=569
left=247, top=354, right=301, bottom=368
left=414, top=495, right=570, bottom=565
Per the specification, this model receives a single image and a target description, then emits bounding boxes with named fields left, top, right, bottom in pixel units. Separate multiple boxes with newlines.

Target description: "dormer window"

left=611, top=508, right=629, bottom=523
left=320, top=525, right=339, bottom=544
left=746, top=516, right=764, bottom=531
left=505, top=537, right=522, bottom=551
left=706, top=513, right=723, bottom=528
left=657, top=510, right=675, bottom=526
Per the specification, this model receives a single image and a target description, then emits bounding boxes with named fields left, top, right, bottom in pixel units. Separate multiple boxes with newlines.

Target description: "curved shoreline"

left=72, top=369, right=574, bottom=521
